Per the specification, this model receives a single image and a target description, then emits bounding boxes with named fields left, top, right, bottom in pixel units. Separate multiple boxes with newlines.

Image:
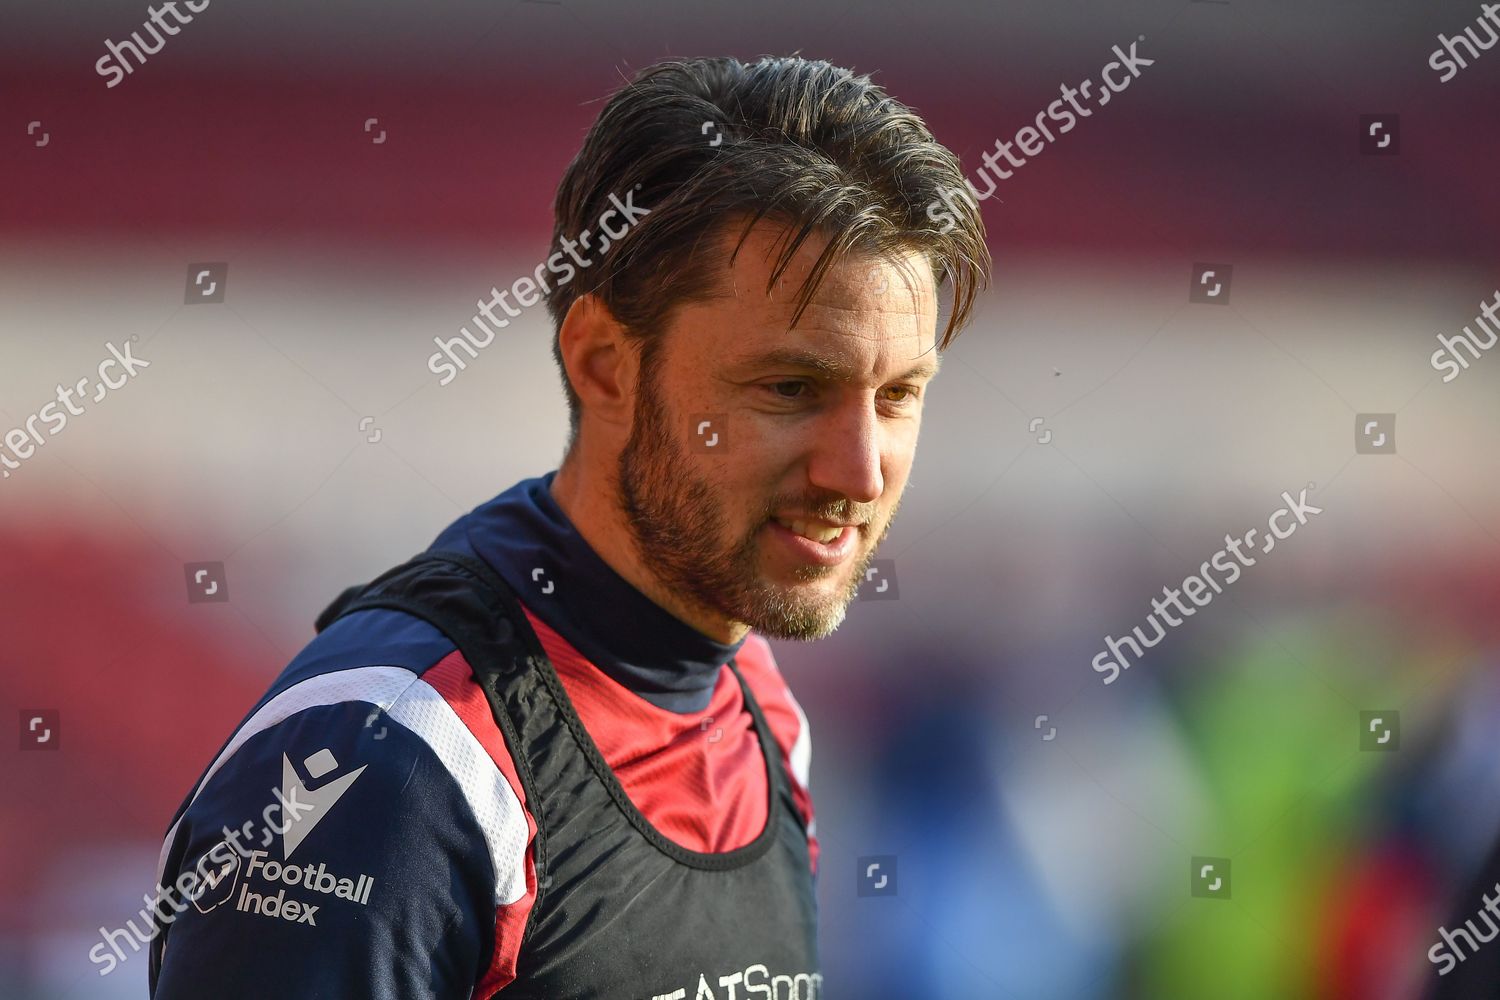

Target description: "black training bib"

left=316, top=551, right=822, bottom=1000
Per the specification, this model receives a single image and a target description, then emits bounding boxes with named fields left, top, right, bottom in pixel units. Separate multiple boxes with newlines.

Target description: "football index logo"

left=230, top=748, right=377, bottom=927
left=191, top=840, right=243, bottom=914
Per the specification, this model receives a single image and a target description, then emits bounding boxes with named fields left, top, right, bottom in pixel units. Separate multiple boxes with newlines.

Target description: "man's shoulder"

left=214, top=604, right=529, bottom=852
left=150, top=606, right=530, bottom=997
left=157, top=601, right=535, bottom=961
left=163, top=605, right=468, bottom=855
left=260, top=605, right=459, bottom=705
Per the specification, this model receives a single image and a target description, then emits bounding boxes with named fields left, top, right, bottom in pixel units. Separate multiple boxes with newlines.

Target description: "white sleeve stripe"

left=156, top=666, right=418, bottom=884
left=386, top=678, right=530, bottom=905
left=156, top=665, right=530, bottom=907
left=787, top=686, right=812, bottom=792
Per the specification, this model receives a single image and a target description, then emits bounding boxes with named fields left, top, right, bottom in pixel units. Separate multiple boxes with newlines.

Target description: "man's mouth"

left=765, top=515, right=863, bottom=568
left=771, top=516, right=857, bottom=543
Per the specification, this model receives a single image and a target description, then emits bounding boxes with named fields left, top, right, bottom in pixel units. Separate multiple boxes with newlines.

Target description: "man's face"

left=617, top=223, right=939, bottom=641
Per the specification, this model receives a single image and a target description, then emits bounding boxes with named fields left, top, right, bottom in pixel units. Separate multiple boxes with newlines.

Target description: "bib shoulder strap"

left=314, top=550, right=555, bottom=927
left=314, top=550, right=536, bottom=674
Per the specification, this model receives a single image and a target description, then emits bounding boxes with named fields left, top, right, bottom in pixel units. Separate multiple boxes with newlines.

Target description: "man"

left=149, top=54, right=988, bottom=998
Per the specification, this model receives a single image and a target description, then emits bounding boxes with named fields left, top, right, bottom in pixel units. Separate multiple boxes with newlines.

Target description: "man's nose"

left=806, top=398, right=884, bottom=505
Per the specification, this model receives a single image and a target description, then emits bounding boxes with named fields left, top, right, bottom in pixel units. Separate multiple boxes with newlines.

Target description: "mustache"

left=762, top=497, right=877, bottom=526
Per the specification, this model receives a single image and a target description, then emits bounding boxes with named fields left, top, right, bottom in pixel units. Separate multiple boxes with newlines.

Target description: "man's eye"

left=760, top=381, right=921, bottom=405
left=766, top=380, right=810, bottom=399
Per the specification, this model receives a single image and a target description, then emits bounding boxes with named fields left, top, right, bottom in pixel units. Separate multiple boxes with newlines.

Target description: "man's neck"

left=548, top=456, right=748, bottom=645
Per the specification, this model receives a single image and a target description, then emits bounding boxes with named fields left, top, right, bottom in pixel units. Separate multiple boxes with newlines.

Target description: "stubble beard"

left=616, top=368, right=895, bottom=641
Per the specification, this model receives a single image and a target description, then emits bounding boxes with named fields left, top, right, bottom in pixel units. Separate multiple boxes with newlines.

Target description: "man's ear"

left=557, top=293, right=637, bottom=432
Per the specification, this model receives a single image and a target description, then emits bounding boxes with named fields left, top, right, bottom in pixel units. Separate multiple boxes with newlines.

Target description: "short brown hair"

left=544, top=55, right=991, bottom=448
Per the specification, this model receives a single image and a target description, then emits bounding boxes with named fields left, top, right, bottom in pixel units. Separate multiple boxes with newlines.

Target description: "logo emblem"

left=20, top=710, right=60, bottom=750
left=192, top=841, right=242, bottom=913
left=1190, top=262, right=1233, bottom=304
left=858, top=560, right=899, bottom=601
left=1355, top=413, right=1395, bottom=454
left=858, top=855, right=899, bottom=897
left=1359, top=115, right=1400, bottom=156
left=1191, top=856, right=1232, bottom=899
left=280, top=748, right=367, bottom=859
left=1360, top=710, right=1400, bottom=751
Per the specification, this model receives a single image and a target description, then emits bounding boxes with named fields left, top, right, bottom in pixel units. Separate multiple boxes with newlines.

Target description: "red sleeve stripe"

left=420, top=651, right=537, bottom=997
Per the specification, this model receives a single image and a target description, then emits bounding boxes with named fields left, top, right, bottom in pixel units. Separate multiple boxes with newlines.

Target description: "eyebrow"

left=737, top=348, right=941, bottom=383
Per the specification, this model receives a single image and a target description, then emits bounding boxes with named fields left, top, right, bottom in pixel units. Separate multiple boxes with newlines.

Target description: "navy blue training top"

left=146, top=471, right=820, bottom=999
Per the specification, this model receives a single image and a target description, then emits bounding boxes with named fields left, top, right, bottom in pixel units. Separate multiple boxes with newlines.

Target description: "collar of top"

left=433, top=470, right=746, bottom=714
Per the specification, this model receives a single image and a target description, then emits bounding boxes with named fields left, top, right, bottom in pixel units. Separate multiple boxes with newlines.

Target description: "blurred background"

left=3, top=1, right=1500, bottom=997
